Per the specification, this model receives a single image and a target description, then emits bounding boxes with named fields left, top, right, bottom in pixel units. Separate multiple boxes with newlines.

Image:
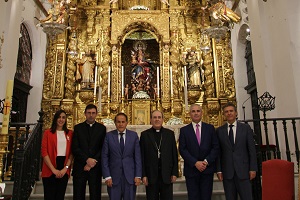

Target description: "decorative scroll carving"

left=86, top=10, right=96, bottom=39
left=223, top=34, right=236, bottom=99
left=202, top=37, right=215, bottom=98
left=43, top=40, right=56, bottom=100
left=169, top=12, right=181, bottom=101
left=206, top=100, right=220, bottom=127
left=64, top=31, right=77, bottom=99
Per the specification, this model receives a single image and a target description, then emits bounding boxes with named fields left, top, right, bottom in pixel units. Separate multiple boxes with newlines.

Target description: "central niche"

left=121, top=31, right=159, bottom=100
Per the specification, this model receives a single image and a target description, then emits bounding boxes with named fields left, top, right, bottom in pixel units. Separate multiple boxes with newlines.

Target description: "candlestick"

left=170, top=66, right=173, bottom=96
left=184, top=66, right=188, bottom=111
left=1, top=80, right=14, bottom=134
left=93, top=65, right=98, bottom=96
left=121, top=66, right=124, bottom=97
left=156, top=66, right=160, bottom=97
left=108, top=66, right=111, bottom=97
left=98, top=87, right=102, bottom=113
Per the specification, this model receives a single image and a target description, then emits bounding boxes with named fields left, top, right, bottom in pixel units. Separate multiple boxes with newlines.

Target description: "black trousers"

left=146, top=171, right=173, bottom=200
left=73, top=167, right=102, bottom=200
left=42, top=156, right=68, bottom=200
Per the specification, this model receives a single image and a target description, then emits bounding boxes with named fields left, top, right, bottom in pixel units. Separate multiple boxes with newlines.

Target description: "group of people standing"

left=41, top=102, right=257, bottom=200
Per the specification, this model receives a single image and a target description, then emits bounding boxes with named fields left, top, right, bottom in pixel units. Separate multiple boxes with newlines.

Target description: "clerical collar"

left=152, top=127, right=161, bottom=132
left=86, top=121, right=95, bottom=127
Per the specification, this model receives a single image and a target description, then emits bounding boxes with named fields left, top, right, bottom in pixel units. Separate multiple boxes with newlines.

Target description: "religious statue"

left=130, top=41, right=155, bottom=99
left=183, top=47, right=203, bottom=89
left=131, top=83, right=136, bottom=95
left=76, top=49, right=95, bottom=89
left=124, top=84, right=129, bottom=99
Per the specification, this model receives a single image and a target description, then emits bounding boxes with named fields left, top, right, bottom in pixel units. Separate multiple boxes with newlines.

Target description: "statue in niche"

left=130, top=41, right=155, bottom=99
left=124, top=84, right=129, bottom=99
left=76, top=48, right=96, bottom=89
left=183, top=47, right=204, bottom=89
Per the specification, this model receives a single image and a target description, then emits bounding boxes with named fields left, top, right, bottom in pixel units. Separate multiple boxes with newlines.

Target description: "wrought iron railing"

left=11, top=110, right=44, bottom=200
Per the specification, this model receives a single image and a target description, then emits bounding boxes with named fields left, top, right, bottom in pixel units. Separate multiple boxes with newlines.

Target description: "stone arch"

left=238, top=23, right=250, bottom=44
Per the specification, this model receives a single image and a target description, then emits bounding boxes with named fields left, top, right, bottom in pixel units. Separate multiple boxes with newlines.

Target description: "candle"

left=108, top=66, right=111, bottom=97
left=1, top=80, right=14, bottom=134
left=184, top=66, right=188, bottom=111
left=98, top=87, right=102, bottom=113
left=156, top=66, right=160, bottom=97
left=170, top=66, right=173, bottom=96
left=121, top=66, right=124, bottom=97
left=93, top=65, right=98, bottom=96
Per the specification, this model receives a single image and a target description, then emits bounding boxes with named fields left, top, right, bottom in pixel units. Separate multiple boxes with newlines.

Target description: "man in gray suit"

left=216, top=102, right=257, bottom=200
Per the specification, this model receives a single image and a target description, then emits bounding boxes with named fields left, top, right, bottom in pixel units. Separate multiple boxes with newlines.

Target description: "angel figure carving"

left=209, top=2, right=241, bottom=23
left=37, top=0, right=68, bottom=24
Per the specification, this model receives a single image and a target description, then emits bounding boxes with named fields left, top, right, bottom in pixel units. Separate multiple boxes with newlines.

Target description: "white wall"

left=21, top=0, right=47, bottom=123
left=0, top=0, right=47, bottom=123
left=246, top=0, right=300, bottom=164
left=0, top=0, right=23, bottom=120
left=248, top=0, right=300, bottom=118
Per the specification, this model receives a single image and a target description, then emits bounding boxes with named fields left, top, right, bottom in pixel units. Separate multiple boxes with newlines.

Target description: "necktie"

left=120, top=133, right=124, bottom=152
left=229, top=124, right=234, bottom=147
left=196, top=124, right=201, bottom=145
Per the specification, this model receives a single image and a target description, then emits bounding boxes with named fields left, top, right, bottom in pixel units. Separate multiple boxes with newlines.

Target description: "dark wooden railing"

left=11, top=110, right=44, bottom=200
left=240, top=117, right=300, bottom=200
left=241, top=117, right=300, bottom=166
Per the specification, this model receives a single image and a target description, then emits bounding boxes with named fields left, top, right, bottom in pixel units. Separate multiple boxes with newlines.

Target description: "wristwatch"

left=65, top=165, right=69, bottom=169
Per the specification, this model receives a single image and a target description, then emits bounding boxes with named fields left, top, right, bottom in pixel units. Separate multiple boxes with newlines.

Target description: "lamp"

left=258, top=91, right=275, bottom=160
left=258, top=91, right=275, bottom=115
left=203, top=25, right=229, bottom=41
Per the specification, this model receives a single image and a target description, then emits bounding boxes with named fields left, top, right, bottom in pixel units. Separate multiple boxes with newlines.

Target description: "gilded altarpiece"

left=41, top=0, right=237, bottom=129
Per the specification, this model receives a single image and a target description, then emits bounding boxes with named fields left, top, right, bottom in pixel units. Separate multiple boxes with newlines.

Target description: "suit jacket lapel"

left=222, top=124, right=233, bottom=148
left=235, top=122, right=242, bottom=146
left=123, top=130, right=131, bottom=155
left=188, top=123, right=199, bottom=147
left=112, top=130, right=122, bottom=155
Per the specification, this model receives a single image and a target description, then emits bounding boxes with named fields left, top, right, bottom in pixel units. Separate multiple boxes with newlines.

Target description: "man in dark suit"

left=140, top=110, right=178, bottom=200
left=216, top=102, right=257, bottom=200
left=179, top=104, right=219, bottom=200
left=72, top=104, right=106, bottom=200
left=102, top=113, right=142, bottom=200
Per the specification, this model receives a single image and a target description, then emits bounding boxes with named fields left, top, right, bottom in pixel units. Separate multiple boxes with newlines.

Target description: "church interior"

left=0, top=0, right=299, bottom=199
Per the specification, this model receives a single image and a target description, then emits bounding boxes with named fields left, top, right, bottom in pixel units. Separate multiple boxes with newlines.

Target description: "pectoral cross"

left=158, top=150, right=160, bottom=158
